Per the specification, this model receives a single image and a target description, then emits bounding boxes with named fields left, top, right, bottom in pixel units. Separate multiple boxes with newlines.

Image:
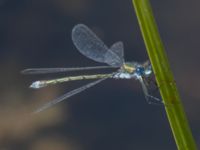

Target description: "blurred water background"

left=0, top=0, right=200, bottom=149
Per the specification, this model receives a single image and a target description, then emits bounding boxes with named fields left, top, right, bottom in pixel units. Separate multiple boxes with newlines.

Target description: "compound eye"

left=144, top=66, right=152, bottom=75
left=136, top=67, right=140, bottom=72
left=136, top=67, right=145, bottom=75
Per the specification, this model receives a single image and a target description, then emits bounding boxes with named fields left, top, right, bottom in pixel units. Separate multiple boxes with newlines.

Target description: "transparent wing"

left=105, top=41, right=125, bottom=66
left=109, top=41, right=124, bottom=60
left=21, top=66, right=116, bottom=74
left=72, top=24, right=124, bottom=67
left=33, top=77, right=108, bottom=114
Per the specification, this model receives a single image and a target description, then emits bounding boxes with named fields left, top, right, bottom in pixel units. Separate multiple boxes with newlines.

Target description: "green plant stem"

left=132, top=0, right=197, bottom=149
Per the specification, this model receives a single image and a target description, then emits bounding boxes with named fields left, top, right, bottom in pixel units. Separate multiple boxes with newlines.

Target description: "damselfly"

left=22, top=24, right=160, bottom=114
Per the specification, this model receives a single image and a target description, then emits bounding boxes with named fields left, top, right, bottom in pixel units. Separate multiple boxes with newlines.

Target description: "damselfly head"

left=122, top=61, right=152, bottom=78
left=135, top=66, right=145, bottom=76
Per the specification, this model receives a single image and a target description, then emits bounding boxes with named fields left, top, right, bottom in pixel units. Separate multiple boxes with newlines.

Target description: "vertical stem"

left=132, top=0, right=197, bottom=149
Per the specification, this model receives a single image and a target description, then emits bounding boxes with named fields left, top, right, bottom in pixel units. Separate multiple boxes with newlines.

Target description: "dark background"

left=0, top=0, right=200, bottom=149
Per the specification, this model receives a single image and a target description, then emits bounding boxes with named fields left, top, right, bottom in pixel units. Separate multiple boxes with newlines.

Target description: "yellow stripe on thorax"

left=123, top=64, right=135, bottom=73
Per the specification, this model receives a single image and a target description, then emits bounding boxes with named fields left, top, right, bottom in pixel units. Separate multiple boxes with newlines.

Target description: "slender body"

left=22, top=24, right=159, bottom=113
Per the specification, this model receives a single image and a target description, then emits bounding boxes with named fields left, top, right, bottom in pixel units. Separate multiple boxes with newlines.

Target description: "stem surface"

left=132, top=0, right=197, bottom=149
